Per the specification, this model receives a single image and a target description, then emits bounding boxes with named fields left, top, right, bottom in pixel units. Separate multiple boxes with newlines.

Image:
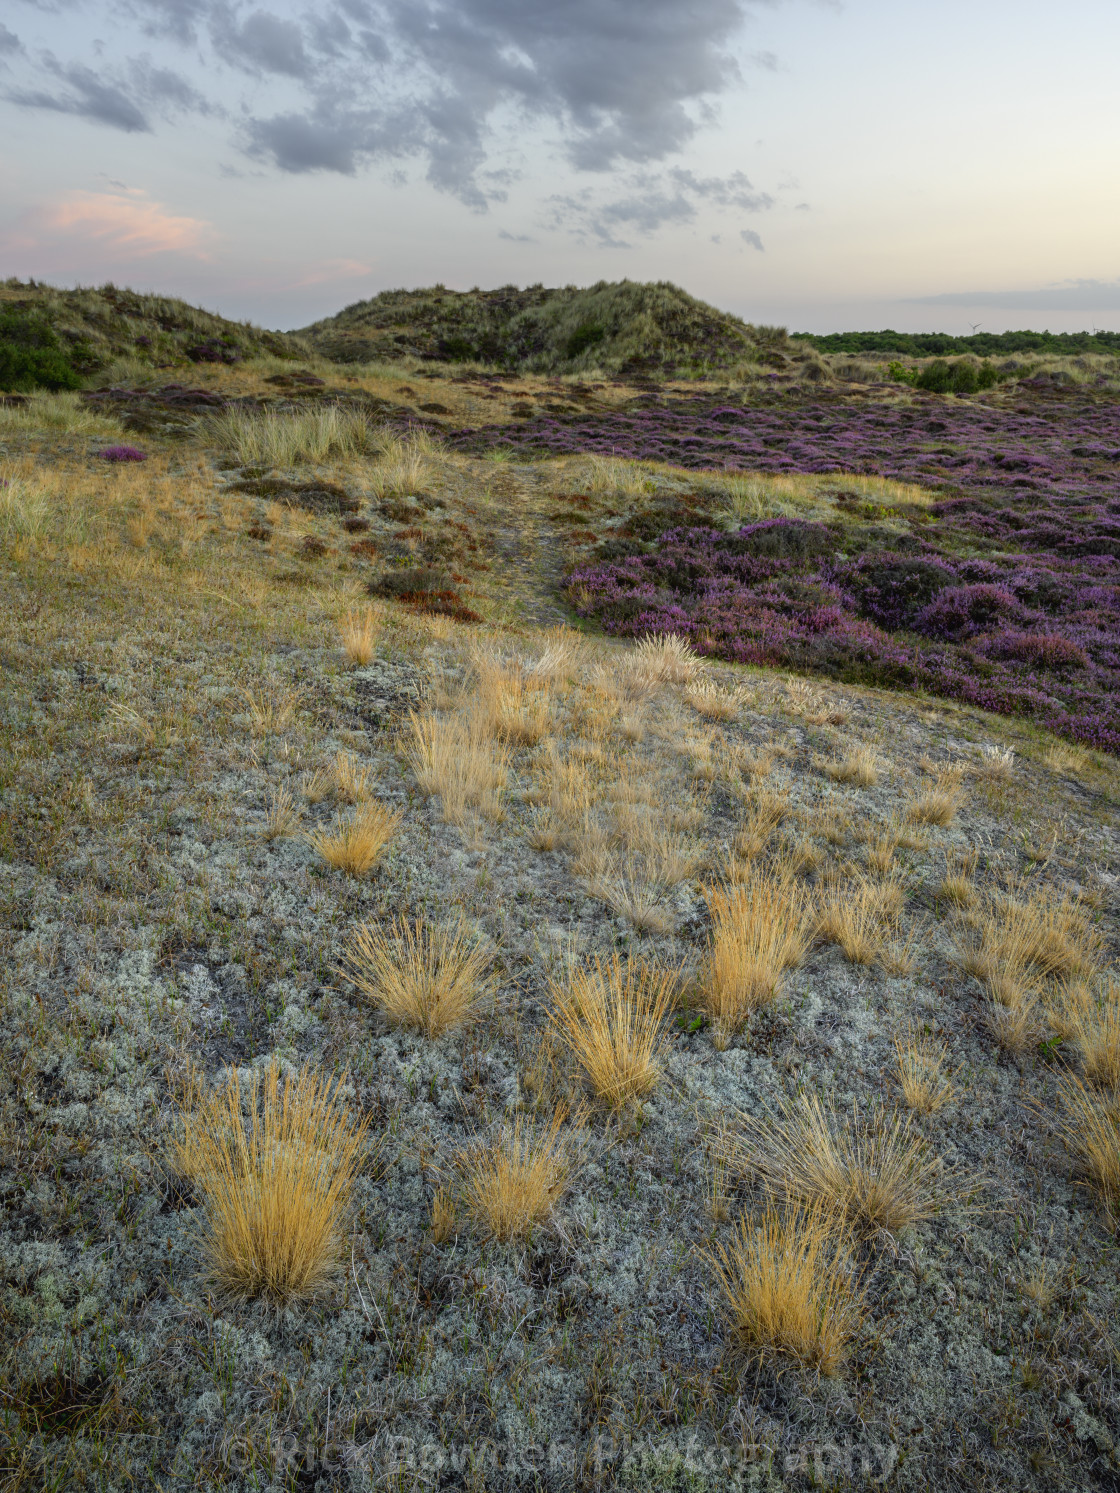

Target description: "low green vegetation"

left=800, top=327, right=1120, bottom=357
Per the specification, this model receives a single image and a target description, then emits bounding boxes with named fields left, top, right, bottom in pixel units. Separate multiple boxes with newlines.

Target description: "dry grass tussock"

left=908, top=783, right=962, bottom=827
left=208, top=404, right=377, bottom=465
left=549, top=955, right=678, bottom=1110
left=727, top=787, right=788, bottom=866
left=895, top=1029, right=953, bottom=1114
left=407, top=708, right=508, bottom=823
left=815, top=874, right=903, bottom=967
left=0, top=390, right=125, bottom=437
left=684, top=680, right=745, bottom=720
left=632, top=632, right=704, bottom=684
left=976, top=743, right=1016, bottom=781
left=456, top=1112, right=572, bottom=1242
left=587, top=857, right=674, bottom=936
left=705, top=1207, right=863, bottom=1376
left=242, top=681, right=302, bottom=736
left=305, top=801, right=401, bottom=875
left=1054, top=1076, right=1120, bottom=1223
left=957, top=884, right=1103, bottom=991
left=724, top=1091, right=957, bottom=1236
left=701, top=871, right=812, bottom=1045
left=174, top=1060, right=369, bottom=1302
left=1048, top=978, right=1120, bottom=1089
left=370, top=429, right=448, bottom=497
left=472, top=645, right=554, bottom=745
left=342, top=915, right=493, bottom=1037
left=820, top=745, right=879, bottom=788
left=262, top=784, right=299, bottom=841
left=340, top=605, right=383, bottom=665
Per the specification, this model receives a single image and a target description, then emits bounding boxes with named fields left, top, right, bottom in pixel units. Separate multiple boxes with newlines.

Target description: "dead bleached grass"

left=1054, top=1076, right=1120, bottom=1223
left=956, top=884, right=1103, bottom=997
left=820, top=745, right=879, bottom=788
left=550, top=955, right=678, bottom=1111
left=261, top=784, right=300, bottom=841
left=815, top=874, right=904, bottom=966
left=342, top=915, right=493, bottom=1037
left=895, top=1029, right=953, bottom=1114
left=407, top=708, right=509, bottom=822
left=701, top=871, right=812, bottom=1045
left=588, top=858, right=675, bottom=936
left=340, top=605, right=383, bottom=665
left=725, top=1092, right=957, bottom=1236
left=242, top=681, right=302, bottom=736
left=729, top=787, right=789, bottom=863
left=209, top=404, right=376, bottom=466
left=908, top=785, right=962, bottom=827
left=306, top=801, right=401, bottom=875
left=706, top=1207, right=863, bottom=1376
left=174, top=1060, right=369, bottom=1302
left=684, top=680, right=744, bottom=721
left=457, top=1112, right=572, bottom=1242
left=632, top=631, right=704, bottom=685
left=1048, top=978, right=1120, bottom=1088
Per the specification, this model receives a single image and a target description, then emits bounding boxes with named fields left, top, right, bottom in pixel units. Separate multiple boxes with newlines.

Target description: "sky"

left=1, top=0, right=1119, bottom=334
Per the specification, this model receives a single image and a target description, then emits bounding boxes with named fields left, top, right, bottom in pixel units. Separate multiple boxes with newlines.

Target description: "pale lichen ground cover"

left=0, top=393, right=1118, bottom=1492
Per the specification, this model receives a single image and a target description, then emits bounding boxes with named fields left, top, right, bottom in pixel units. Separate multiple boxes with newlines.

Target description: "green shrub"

left=914, top=358, right=1002, bottom=395
left=0, top=312, right=83, bottom=392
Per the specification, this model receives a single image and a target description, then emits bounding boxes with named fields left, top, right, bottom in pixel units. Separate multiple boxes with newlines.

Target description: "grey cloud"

left=912, top=281, right=1120, bottom=312
left=740, top=228, right=764, bottom=250
left=669, top=167, right=772, bottom=212
left=0, top=23, right=23, bottom=54
left=8, top=60, right=151, bottom=130
left=498, top=228, right=535, bottom=243
left=219, top=9, right=312, bottom=77
left=9, top=0, right=778, bottom=215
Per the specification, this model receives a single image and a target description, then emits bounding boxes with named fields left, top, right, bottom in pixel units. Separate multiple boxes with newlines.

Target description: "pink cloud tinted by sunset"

left=4, top=190, right=216, bottom=260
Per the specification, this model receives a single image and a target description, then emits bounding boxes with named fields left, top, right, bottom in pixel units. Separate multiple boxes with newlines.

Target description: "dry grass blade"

left=1054, top=1076, right=1120, bottom=1223
left=407, top=709, right=508, bottom=823
left=306, top=801, right=401, bottom=875
left=261, top=784, right=299, bottom=841
left=895, top=1029, right=952, bottom=1114
left=731, top=788, right=788, bottom=861
left=1048, top=978, right=1120, bottom=1088
left=429, top=1187, right=457, bottom=1244
left=330, top=751, right=374, bottom=804
left=341, top=915, right=493, bottom=1037
left=549, top=955, right=679, bottom=1110
left=705, top=1207, right=863, bottom=1376
left=908, top=787, right=961, bottom=826
left=986, top=997, right=1043, bottom=1055
left=815, top=874, right=901, bottom=966
left=457, top=1112, right=571, bottom=1242
left=724, top=1091, right=956, bottom=1236
left=588, top=859, right=674, bottom=936
left=701, top=871, right=811, bottom=1045
left=174, top=1059, right=369, bottom=1302
left=977, top=743, right=1016, bottom=781
left=820, top=746, right=879, bottom=788
left=340, top=605, right=382, bottom=665
left=242, top=682, right=301, bottom=736
left=684, top=680, right=743, bottom=720
left=632, top=631, right=704, bottom=684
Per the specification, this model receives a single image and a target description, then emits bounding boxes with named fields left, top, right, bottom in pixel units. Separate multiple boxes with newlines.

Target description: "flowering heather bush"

left=99, top=444, right=147, bottom=462
left=565, top=517, right=1120, bottom=751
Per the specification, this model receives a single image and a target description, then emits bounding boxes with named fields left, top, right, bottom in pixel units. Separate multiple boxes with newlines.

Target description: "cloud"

left=548, top=165, right=773, bottom=245
left=669, top=167, right=772, bottom=212
left=288, top=256, right=373, bottom=285
left=498, top=229, right=535, bottom=243
left=8, top=61, right=151, bottom=131
left=911, top=280, right=1120, bottom=312
left=740, top=228, right=764, bottom=251
left=3, top=190, right=217, bottom=259
left=5, top=0, right=779, bottom=210
left=0, top=23, right=23, bottom=56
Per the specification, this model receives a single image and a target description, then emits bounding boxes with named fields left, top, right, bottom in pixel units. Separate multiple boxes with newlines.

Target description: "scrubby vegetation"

left=298, top=279, right=794, bottom=377
left=0, top=278, right=302, bottom=387
left=1, top=282, right=1119, bottom=1491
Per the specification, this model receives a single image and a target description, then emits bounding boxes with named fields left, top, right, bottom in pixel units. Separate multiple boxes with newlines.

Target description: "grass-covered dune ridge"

left=298, top=278, right=798, bottom=377
left=0, top=278, right=303, bottom=390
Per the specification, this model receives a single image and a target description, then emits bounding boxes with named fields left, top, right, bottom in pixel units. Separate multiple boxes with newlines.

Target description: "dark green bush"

left=565, top=323, right=606, bottom=359
left=0, top=312, right=83, bottom=392
left=914, top=359, right=1001, bottom=395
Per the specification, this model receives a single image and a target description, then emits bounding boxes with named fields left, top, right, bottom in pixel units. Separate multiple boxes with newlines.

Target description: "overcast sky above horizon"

left=1, top=0, right=1118, bottom=334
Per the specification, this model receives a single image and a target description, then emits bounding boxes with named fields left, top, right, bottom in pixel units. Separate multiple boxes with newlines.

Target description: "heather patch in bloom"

left=99, top=444, right=148, bottom=462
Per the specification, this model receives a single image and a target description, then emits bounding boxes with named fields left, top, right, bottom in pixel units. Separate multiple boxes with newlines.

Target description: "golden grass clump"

left=210, top=404, right=375, bottom=465
left=725, top=1092, right=954, bottom=1236
left=632, top=631, right=704, bottom=684
left=977, top=743, right=1016, bottom=781
left=306, top=801, right=401, bottom=875
left=815, top=874, right=902, bottom=966
left=549, top=955, right=678, bottom=1110
left=701, top=871, right=812, bottom=1045
left=174, top=1060, right=368, bottom=1302
left=684, top=680, right=743, bottom=720
left=820, top=745, right=879, bottom=788
left=1054, top=1076, right=1120, bottom=1223
left=730, top=788, right=788, bottom=862
left=457, top=1113, right=571, bottom=1242
left=1048, top=978, right=1120, bottom=1088
left=957, top=884, right=1102, bottom=991
left=429, top=1187, right=457, bottom=1244
left=472, top=646, right=554, bottom=745
left=407, top=709, right=509, bottom=823
left=242, top=681, right=301, bottom=736
left=588, top=858, right=674, bottom=936
left=908, top=786, right=962, bottom=827
left=329, top=751, right=375, bottom=803
left=706, top=1208, right=863, bottom=1376
left=340, top=605, right=383, bottom=665
left=261, top=784, right=299, bottom=841
left=895, top=1029, right=953, bottom=1114
left=342, top=915, right=492, bottom=1037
